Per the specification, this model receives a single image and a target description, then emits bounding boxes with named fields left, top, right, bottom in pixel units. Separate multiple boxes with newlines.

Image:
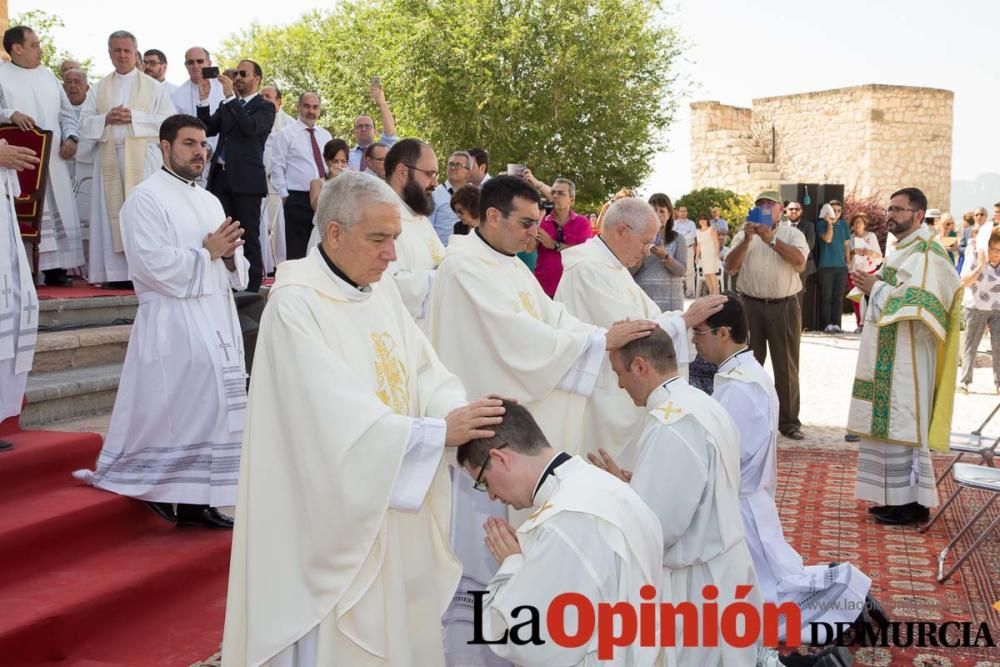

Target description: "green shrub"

left=674, top=188, right=753, bottom=245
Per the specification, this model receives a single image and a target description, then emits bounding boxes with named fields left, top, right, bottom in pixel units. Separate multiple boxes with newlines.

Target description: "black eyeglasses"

left=406, top=164, right=439, bottom=180
left=885, top=206, right=917, bottom=215
left=233, top=70, right=250, bottom=78
left=185, top=58, right=206, bottom=66
left=473, top=443, right=509, bottom=492
left=555, top=226, right=565, bottom=244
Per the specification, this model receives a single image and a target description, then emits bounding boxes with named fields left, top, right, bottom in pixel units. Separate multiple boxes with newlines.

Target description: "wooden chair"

left=0, top=124, right=53, bottom=283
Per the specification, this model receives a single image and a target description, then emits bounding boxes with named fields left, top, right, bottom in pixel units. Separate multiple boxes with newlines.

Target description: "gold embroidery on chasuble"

left=431, top=243, right=444, bottom=265
left=518, top=291, right=540, bottom=320
left=371, top=332, right=411, bottom=415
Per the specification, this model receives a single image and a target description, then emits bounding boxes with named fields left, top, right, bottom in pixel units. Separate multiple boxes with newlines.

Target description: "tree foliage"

left=675, top=187, right=754, bottom=241
left=220, top=0, right=682, bottom=208
left=10, top=10, right=94, bottom=79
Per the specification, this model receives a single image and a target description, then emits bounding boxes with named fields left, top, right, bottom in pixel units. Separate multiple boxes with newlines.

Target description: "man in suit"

left=197, top=59, right=275, bottom=292
left=785, top=201, right=817, bottom=330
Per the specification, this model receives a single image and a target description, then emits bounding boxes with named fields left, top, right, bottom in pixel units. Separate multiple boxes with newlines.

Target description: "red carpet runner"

left=0, top=421, right=231, bottom=666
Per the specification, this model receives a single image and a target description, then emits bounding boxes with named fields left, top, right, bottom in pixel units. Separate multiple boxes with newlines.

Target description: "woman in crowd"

left=936, top=213, right=959, bottom=265
left=847, top=212, right=882, bottom=333
left=635, top=193, right=686, bottom=311
left=695, top=214, right=720, bottom=295
left=449, top=184, right=480, bottom=236
left=309, top=139, right=351, bottom=210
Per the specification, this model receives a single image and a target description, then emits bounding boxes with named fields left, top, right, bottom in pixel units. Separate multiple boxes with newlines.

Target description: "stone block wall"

left=690, top=85, right=954, bottom=209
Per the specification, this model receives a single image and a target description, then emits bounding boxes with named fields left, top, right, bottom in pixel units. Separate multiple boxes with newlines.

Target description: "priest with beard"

left=381, top=138, right=446, bottom=330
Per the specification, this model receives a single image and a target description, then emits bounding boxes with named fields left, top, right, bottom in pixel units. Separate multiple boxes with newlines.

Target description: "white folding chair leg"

left=920, top=486, right=964, bottom=534
left=937, top=495, right=1000, bottom=582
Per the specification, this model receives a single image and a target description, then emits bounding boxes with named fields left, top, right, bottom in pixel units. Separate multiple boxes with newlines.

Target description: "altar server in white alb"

left=695, top=295, right=879, bottom=643
left=0, top=142, right=40, bottom=449
left=457, top=401, right=663, bottom=667
left=223, top=171, right=505, bottom=667
left=556, top=197, right=727, bottom=458
left=0, top=25, right=84, bottom=286
left=428, top=176, right=655, bottom=666
left=74, top=115, right=249, bottom=529
left=80, top=30, right=176, bottom=286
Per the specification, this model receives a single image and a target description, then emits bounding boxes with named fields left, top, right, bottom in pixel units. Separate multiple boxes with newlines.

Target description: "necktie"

left=358, top=146, right=366, bottom=172
left=308, top=128, right=327, bottom=178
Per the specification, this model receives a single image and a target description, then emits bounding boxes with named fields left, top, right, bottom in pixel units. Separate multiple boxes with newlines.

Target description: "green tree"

left=221, top=0, right=682, bottom=209
left=675, top=187, right=754, bottom=242
left=10, top=10, right=94, bottom=79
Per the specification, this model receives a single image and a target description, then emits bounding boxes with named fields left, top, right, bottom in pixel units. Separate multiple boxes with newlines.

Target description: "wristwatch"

left=769, top=237, right=778, bottom=249
left=554, top=241, right=561, bottom=251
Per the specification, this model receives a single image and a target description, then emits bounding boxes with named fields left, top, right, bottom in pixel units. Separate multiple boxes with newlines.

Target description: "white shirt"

left=348, top=132, right=398, bottom=171
left=160, top=80, right=178, bottom=96
left=269, top=119, right=333, bottom=197
left=674, top=218, right=697, bottom=246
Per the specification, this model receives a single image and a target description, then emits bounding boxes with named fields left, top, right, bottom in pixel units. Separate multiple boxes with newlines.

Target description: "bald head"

left=601, top=198, right=660, bottom=268
left=183, top=46, right=212, bottom=83
left=60, top=59, right=82, bottom=76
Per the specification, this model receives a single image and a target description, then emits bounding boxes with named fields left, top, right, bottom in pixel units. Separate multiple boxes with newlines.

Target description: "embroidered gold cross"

left=656, top=401, right=683, bottom=420
left=528, top=502, right=553, bottom=520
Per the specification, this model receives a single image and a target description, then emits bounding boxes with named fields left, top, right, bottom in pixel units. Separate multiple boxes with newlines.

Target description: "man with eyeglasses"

left=197, top=59, right=276, bottom=292
left=534, top=177, right=590, bottom=297
left=364, top=142, right=389, bottom=178
left=430, top=176, right=656, bottom=667
left=80, top=29, right=176, bottom=288
left=429, top=150, right=472, bottom=245
left=172, top=47, right=224, bottom=185
left=556, top=197, right=728, bottom=459
left=455, top=400, right=663, bottom=667
left=348, top=78, right=397, bottom=171
left=142, top=49, right=177, bottom=95
left=848, top=187, right=961, bottom=526
left=379, top=138, right=446, bottom=329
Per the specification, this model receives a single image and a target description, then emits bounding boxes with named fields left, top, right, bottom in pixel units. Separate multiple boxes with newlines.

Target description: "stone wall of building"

left=690, top=85, right=954, bottom=209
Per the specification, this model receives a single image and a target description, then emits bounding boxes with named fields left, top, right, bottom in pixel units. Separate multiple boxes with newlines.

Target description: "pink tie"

left=307, top=128, right=326, bottom=178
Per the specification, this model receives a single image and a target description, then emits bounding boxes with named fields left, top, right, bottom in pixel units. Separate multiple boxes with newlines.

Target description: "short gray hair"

left=553, top=177, right=576, bottom=198
left=449, top=151, right=472, bottom=168
left=603, top=197, right=657, bottom=233
left=108, top=30, right=138, bottom=50
left=64, top=68, right=88, bottom=84
left=314, top=172, right=400, bottom=241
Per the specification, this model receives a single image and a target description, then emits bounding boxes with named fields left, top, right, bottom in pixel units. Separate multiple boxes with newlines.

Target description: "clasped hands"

left=104, top=105, right=134, bottom=126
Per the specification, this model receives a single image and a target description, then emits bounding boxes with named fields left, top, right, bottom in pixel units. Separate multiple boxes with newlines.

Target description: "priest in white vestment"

left=63, top=68, right=94, bottom=261
left=848, top=188, right=962, bottom=526
left=429, top=175, right=656, bottom=666
left=456, top=401, right=663, bottom=667
left=222, top=172, right=506, bottom=667
left=260, top=85, right=294, bottom=274
left=80, top=30, right=176, bottom=285
left=0, top=144, right=40, bottom=441
left=594, top=326, right=764, bottom=666
left=556, top=197, right=727, bottom=458
left=0, top=26, right=84, bottom=284
left=173, top=46, right=225, bottom=187
left=695, top=295, right=877, bottom=643
left=73, top=115, right=249, bottom=528
left=382, top=139, right=446, bottom=328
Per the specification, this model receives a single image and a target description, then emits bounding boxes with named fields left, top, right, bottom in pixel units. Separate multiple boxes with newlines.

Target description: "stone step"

left=22, top=362, right=122, bottom=429
left=747, top=161, right=779, bottom=174
left=33, top=325, right=131, bottom=373
left=39, top=295, right=138, bottom=332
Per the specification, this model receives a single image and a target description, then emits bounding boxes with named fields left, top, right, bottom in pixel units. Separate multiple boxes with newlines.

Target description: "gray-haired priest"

left=222, top=171, right=504, bottom=666
left=74, top=114, right=249, bottom=528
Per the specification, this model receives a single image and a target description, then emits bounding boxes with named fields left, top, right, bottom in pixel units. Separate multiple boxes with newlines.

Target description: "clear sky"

left=16, top=0, right=998, bottom=200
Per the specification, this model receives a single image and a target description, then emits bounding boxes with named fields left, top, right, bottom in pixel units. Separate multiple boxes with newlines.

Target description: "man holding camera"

left=197, top=59, right=276, bottom=293
left=724, top=191, right=809, bottom=440
left=173, top=47, right=224, bottom=185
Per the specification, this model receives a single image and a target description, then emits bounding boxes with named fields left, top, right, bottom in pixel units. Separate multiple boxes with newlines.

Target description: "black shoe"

left=176, top=505, right=234, bottom=529
left=874, top=502, right=930, bottom=525
left=143, top=501, right=176, bottom=523
left=844, top=433, right=860, bottom=443
left=103, top=280, right=134, bottom=290
left=43, top=268, right=73, bottom=286
left=779, top=647, right=853, bottom=667
left=0, top=440, right=13, bottom=452
left=866, top=504, right=892, bottom=515
left=864, top=593, right=889, bottom=627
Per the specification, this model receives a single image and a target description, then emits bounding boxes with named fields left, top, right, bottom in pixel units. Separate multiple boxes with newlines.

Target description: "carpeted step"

left=0, top=523, right=231, bottom=665
left=0, top=428, right=102, bottom=496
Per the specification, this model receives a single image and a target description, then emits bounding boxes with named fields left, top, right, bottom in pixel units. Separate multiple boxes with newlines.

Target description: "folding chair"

left=920, top=403, right=1000, bottom=534
left=934, top=463, right=1000, bottom=582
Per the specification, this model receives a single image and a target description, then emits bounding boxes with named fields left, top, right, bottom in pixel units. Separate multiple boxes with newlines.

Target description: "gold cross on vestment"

left=527, top=502, right=553, bottom=521
left=655, top=401, right=683, bottom=420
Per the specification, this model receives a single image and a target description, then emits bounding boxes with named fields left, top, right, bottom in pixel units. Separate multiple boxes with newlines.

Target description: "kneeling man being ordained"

left=458, top=400, right=663, bottom=667
left=593, top=327, right=852, bottom=667
left=694, top=294, right=883, bottom=643
left=222, top=171, right=505, bottom=666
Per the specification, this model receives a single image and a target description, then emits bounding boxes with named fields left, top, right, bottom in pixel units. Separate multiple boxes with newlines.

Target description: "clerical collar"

left=318, top=244, right=366, bottom=291
left=531, top=451, right=572, bottom=501
left=719, top=346, right=752, bottom=369
left=160, top=166, right=197, bottom=188
left=475, top=228, right=516, bottom=257
left=660, top=375, right=681, bottom=391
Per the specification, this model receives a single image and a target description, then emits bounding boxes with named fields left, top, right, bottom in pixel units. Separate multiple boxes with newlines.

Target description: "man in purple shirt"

left=534, top=177, right=591, bottom=297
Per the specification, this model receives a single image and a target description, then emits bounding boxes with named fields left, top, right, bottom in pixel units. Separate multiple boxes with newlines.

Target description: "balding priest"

left=223, top=171, right=506, bottom=666
left=555, top=197, right=726, bottom=458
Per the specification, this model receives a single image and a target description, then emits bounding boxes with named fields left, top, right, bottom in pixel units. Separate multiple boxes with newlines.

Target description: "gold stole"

left=97, top=72, right=155, bottom=253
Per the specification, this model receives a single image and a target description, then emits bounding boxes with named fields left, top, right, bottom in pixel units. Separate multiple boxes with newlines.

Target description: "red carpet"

left=776, top=447, right=1000, bottom=665
left=0, top=423, right=231, bottom=666
left=36, top=280, right=134, bottom=300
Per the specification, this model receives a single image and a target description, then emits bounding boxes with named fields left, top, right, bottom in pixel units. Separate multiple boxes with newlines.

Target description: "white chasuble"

left=73, top=169, right=248, bottom=504
left=847, top=225, right=962, bottom=507
left=0, top=63, right=84, bottom=271
left=388, top=198, right=445, bottom=328
left=222, top=248, right=463, bottom=667
left=0, top=169, right=37, bottom=421
left=80, top=69, right=175, bottom=282
left=620, top=378, right=760, bottom=667
left=555, top=237, right=690, bottom=458
left=715, top=350, right=870, bottom=642
left=480, top=456, right=663, bottom=667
